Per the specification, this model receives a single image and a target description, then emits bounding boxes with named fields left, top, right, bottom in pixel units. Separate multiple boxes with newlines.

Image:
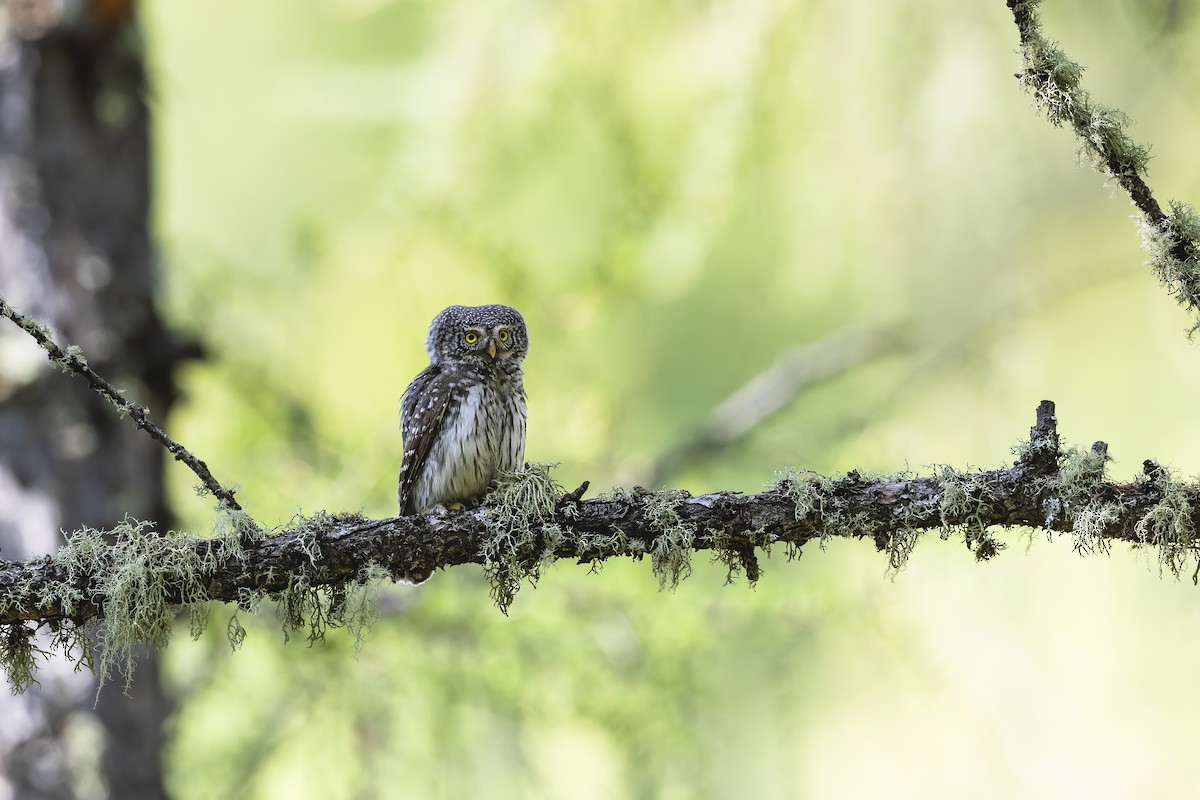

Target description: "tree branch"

left=2, top=401, right=1197, bottom=692
left=0, top=295, right=243, bottom=512
left=1005, top=0, right=1200, bottom=329
left=643, top=321, right=908, bottom=485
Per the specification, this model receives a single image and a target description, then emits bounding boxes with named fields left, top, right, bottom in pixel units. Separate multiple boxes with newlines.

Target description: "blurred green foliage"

left=142, top=0, right=1200, bottom=796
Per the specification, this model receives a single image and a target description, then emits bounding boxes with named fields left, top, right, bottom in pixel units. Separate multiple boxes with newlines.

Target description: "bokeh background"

left=16, top=0, right=1200, bottom=797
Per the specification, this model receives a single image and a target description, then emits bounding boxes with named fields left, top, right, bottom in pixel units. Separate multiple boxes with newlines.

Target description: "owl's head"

left=426, top=304, right=529, bottom=368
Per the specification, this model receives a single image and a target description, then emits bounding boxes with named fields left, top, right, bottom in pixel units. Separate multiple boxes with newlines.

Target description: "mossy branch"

left=1005, top=0, right=1200, bottom=331
left=0, top=294, right=243, bottom=511
left=4, top=402, right=1200, bottom=693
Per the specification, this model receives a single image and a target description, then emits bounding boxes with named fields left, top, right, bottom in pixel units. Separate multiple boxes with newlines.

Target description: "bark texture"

left=2, top=402, right=1196, bottom=636
left=0, top=2, right=175, bottom=798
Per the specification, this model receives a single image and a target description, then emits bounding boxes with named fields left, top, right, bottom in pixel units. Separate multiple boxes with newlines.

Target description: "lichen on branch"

left=1005, top=0, right=1200, bottom=331
left=2, top=402, right=1199, bottom=695
left=0, top=294, right=244, bottom=511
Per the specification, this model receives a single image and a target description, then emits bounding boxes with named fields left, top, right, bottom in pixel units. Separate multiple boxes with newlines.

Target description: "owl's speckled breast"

left=398, top=303, right=529, bottom=520
left=412, top=373, right=527, bottom=513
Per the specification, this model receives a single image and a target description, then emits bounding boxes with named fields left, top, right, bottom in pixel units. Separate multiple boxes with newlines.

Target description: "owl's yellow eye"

left=498, top=330, right=509, bottom=342
left=465, top=332, right=479, bottom=344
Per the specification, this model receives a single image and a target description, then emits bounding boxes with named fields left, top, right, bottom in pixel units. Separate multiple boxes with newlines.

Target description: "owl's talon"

left=425, top=501, right=468, bottom=518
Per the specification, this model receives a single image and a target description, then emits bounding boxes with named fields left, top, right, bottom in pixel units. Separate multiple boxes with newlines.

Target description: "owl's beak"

left=487, top=340, right=498, bottom=359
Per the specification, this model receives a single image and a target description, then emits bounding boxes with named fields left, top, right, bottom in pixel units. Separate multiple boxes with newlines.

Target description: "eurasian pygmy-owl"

left=398, top=304, right=529, bottom=520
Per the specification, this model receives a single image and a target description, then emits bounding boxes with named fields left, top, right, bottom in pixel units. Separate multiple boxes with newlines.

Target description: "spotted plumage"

left=398, top=304, right=529, bottom=522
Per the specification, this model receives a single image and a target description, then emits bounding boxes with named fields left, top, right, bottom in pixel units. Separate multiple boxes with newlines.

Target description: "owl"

left=398, top=304, right=529, bottom=524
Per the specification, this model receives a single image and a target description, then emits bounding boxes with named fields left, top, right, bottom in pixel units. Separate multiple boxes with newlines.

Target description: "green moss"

left=1015, top=6, right=1200, bottom=330
left=293, top=514, right=328, bottom=568
left=489, top=463, right=560, bottom=524
left=1046, top=449, right=1200, bottom=578
left=709, top=526, right=772, bottom=585
left=1057, top=447, right=1108, bottom=497
left=480, top=463, right=563, bottom=613
left=83, top=520, right=211, bottom=689
left=773, top=467, right=844, bottom=554
left=3, top=519, right=219, bottom=691
left=772, top=468, right=834, bottom=524
left=2, top=510, right=272, bottom=692
left=260, top=512, right=380, bottom=646
left=61, top=344, right=87, bottom=372
left=642, top=490, right=694, bottom=591
left=574, top=528, right=629, bottom=574
left=1017, top=37, right=1149, bottom=180
left=1070, top=501, right=1120, bottom=557
left=277, top=573, right=325, bottom=644
left=2, top=506, right=426, bottom=692
left=1019, top=40, right=1084, bottom=127
left=935, top=466, right=1004, bottom=562
left=210, top=507, right=265, bottom=562
left=1, top=613, right=97, bottom=694
left=226, top=613, right=248, bottom=652
left=270, top=512, right=364, bottom=640
left=592, top=486, right=701, bottom=589
left=31, top=519, right=205, bottom=690
left=342, top=563, right=392, bottom=655
left=1080, top=105, right=1149, bottom=176
left=1050, top=445, right=1112, bottom=553
left=882, top=527, right=921, bottom=574
left=1133, top=469, right=1195, bottom=578
left=1170, top=200, right=1200, bottom=242
left=2, top=624, right=38, bottom=694
left=1142, top=201, right=1200, bottom=333
left=708, top=527, right=741, bottom=584
left=936, top=469, right=968, bottom=524
left=776, top=468, right=924, bottom=571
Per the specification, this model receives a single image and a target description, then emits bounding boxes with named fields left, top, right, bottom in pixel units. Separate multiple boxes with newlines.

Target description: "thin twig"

left=0, top=295, right=243, bottom=511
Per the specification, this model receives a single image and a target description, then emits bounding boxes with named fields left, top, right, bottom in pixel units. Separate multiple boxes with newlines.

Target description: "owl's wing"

left=398, top=366, right=455, bottom=514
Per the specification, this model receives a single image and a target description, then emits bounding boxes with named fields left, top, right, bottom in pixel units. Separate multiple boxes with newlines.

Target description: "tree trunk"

left=0, top=3, right=179, bottom=797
